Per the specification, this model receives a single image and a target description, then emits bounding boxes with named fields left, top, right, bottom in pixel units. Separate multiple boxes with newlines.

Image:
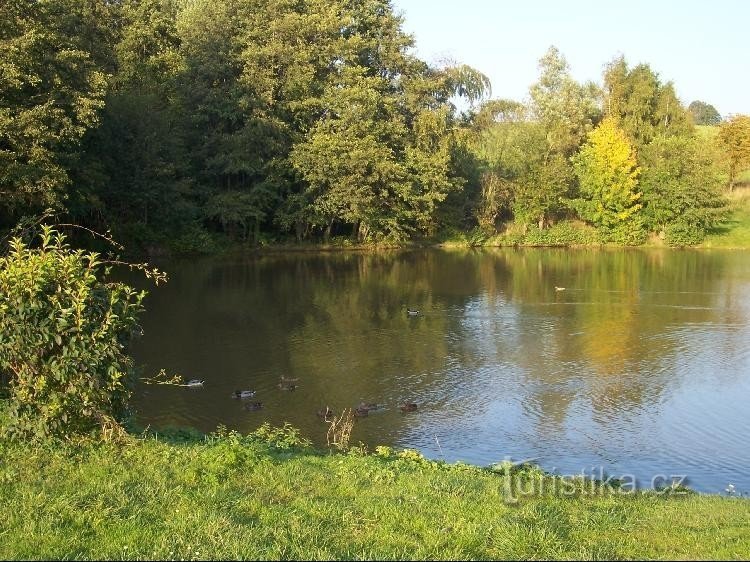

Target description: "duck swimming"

left=232, top=390, right=256, bottom=399
left=278, top=382, right=297, bottom=391
left=400, top=402, right=418, bottom=413
left=554, top=286, right=566, bottom=291
left=185, top=379, right=204, bottom=387
left=244, top=401, right=263, bottom=411
left=357, top=402, right=383, bottom=413
left=406, top=308, right=420, bottom=316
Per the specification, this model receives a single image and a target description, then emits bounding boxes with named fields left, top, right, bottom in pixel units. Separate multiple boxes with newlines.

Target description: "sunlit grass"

left=1, top=428, right=748, bottom=560
left=702, top=189, right=750, bottom=249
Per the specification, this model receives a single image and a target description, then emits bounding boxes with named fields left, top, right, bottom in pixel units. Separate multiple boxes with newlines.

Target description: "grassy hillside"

left=1, top=427, right=748, bottom=560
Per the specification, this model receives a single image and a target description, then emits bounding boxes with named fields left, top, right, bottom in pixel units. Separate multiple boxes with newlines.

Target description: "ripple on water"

left=130, top=249, right=750, bottom=492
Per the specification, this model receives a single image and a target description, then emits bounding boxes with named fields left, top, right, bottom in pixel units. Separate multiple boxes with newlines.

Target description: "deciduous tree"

left=571, top=117, right=644, bottom=244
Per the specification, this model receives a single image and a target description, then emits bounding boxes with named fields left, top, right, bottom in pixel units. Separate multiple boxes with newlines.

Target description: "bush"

left=601, top=219, right=647, bottom=246
left=169, top=223, right=218, bottom=255
left=518, top=221, right=600, bottom=246
left=0, top=227, right=146, bottom=440
left=664, top=222, right=705, bottom=247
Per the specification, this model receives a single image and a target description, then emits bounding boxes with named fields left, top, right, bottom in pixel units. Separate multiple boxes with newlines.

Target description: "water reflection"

left=130, top=248, right=750, bottom=493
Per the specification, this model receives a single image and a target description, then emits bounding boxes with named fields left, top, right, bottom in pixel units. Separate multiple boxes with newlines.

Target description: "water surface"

left=130, top=248, right=750, bottom=493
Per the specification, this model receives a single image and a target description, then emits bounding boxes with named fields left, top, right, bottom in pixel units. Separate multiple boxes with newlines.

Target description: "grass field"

left=1, top=427, right=749, bottom=560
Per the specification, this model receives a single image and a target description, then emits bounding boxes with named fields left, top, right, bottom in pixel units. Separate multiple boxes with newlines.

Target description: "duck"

left=554, top=286, right=566, bottom=292
left=280, top=376, right=299, bottom=384
left=278, top=382, right=297, bottom=391
left=406, top=308, right=421, bottom=316
left=185, top=379, right=204, bottom=387
left=317, top=406, right=335, bottom=422
left=232, top=390, right=256, bottom=399
left=354, top=406, right=370, bottom=417
left=244, top=401, right=263, bottom=411
left=357, top=402, right=382, bottom=413
left=399, top=402, right=418, bottom=413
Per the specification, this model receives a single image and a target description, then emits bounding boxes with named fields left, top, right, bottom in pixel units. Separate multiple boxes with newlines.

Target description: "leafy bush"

left=169, top=223, right=219, bottom=255
left=518, top=221, right=600, bottom=246
left=601, top=218, right=647, bottom=246
left=0, top=228, right=147, bottom=440
left=664, top=222, right=705, bottom=247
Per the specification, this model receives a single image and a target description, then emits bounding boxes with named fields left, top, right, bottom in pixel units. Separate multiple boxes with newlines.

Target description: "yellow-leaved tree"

left=571, top=117, right=645, bottom=244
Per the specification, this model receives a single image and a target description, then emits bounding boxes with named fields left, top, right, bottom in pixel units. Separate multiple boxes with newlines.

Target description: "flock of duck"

left=181, top=308, right=432, bottom=418
left=183, top=375, right=418, bottom=419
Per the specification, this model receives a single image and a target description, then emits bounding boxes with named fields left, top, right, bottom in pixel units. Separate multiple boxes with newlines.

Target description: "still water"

left=130, top=248, right=750, bottom=493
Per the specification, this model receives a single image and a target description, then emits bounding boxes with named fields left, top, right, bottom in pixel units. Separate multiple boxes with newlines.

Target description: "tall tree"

left=688, top=100, right=721, bottom=126
left=717, top=115, right=750, bottom=191
left=571, top=117, right=644, bottom=244
left=70, top=0, right=188, bottom=240
left=0, top=0, right=109, bottom=219
left=509, top=46, right=601, bottom=229
left=603, top=57, right=692, bottom=147
left=529, top=46, right=601, bottom=156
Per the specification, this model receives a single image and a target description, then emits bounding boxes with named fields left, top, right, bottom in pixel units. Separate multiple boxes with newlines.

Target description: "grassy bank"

left=1, top=427, right=749, bottom=560
left=701, top=189, right=750, bottom=249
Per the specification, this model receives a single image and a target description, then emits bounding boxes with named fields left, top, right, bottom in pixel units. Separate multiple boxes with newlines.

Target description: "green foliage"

left=603, top=57, right=693, bottom=149
left=571, top=117, right=645, bottom=243
left=718, top=115, right=750, bottom=191
left=1, top=4, right=745, bottom=249
left=249, top=422, right=312, bottom=450
left=0, top=227, right=145, bottom=440
left=688, top=100, right=721, bottom=126
left=702, top=192, right=750, bottom=248
left=522, top=221, right=600, bottom=246
left=640, top=135, right=728, bottom=245
left=0, top=0, right=110, bottom=213
left=663, top=222, right=705, bottom=247
left=529, top=46, right=601, bottom=156
left=169, top=223, right=219, bottom=255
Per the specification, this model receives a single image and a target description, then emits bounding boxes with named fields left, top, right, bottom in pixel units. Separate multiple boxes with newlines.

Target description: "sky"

left=392, top=0, right=750, bottom=117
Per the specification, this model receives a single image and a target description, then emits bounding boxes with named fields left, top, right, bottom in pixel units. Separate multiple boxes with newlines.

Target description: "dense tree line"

left=467, top=49, right=733, bottom=246
left=0, top=1, right=744, bottom=251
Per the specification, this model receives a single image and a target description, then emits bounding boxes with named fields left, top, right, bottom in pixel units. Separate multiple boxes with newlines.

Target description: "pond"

left=130, top=248, right=750, bottom=493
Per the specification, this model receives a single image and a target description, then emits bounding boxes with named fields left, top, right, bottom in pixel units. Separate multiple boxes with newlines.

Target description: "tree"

left=688, top=100, right=721, bottom=126
left=529, top=46, right=600, bottom=156
left=717, top=115, right=750, bottom=191
left=603, top=57, right=692, bottom=147
left=640, top=135, right=727, bottom=245
left=291, top=67, right=412, bottom=242
left=0, top=0, right=109, bottom=216
left=571, top=117, right=644, bottom=244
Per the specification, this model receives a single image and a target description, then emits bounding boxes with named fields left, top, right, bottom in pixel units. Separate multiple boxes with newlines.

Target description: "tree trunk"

left=324, top=219, right=333, bottom=243
left=295, top=220, right=305, bottom=243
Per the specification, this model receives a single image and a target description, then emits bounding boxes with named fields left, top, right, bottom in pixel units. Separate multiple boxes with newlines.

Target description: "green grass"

left=1, top=427, right=748, bottom=560
left=702, top=189, right=750, bottom=248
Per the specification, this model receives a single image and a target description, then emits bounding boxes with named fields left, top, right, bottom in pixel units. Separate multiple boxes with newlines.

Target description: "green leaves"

left=0, top=0, right=109, bottom=212
left=0, top=228, right=146, bottom=440
left=639, top=135, right=727, bottom=245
